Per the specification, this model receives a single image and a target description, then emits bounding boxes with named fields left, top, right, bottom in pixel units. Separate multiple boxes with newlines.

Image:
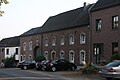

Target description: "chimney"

left=83, top=2, right=90, bottom=10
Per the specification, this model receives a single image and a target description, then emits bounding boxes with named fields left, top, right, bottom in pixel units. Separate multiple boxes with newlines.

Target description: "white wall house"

left=5, top=47, right=20, bottom=62
left=0, top=36, right=20, bottom=63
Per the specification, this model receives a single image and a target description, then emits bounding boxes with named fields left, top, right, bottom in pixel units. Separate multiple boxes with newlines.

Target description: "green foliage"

left=35, top=56, right=46, bottom=62
left=82, top=64, right=98, bottom=75
left=4, top=55, right=15, bottom=68
left=110, top=53, right=120, bottom=61
left=0, top=0, right=9, bottom=16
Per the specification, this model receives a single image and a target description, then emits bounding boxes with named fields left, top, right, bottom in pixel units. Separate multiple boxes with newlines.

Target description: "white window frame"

left=80, top=33, right=86, bottom=44
left=69, top=34, right=74, bottom=45
left=112, top=16, right=119, bottom=29
left=29, top=41, right=32, bottom=50
left=60, top=50, right=65, bottom=59
left=29, top=54, right=32, bottom=60
left=51, top=50, right=56, bottom=59
left=45, top=38, right=48, bottom=46
left=69, top=50, right=74, bottom=63
left=44, top=51, right=48, bottom=60
left=52, top=36, right=56, bottom=46
left=23, top=42, right=27, bottom=51
left=80, top=50, right=86, bottom=65
left=60, top=35, right=64, bottom=45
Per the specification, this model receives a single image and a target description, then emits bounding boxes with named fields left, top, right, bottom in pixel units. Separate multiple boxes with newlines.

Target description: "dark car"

left=18, top=60, right=36, bottom=70
left=99, top=60, right=120, bottom=80
left=44, top=59, right=77, bottom=72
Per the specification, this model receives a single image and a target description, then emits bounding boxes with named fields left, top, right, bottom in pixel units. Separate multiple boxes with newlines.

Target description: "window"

left=20, top=55, right=23, bottom=62
left=45, top=38, right=48, bottom=46
left=69, top=50, right=74, bottom=63
left=80, top=50, right=86, bottom=65
left=52, top=36, right=56, bottom=46
left=80, top=33, right=86, bottom=44
left=60, top=51, right=65, bottom=59
left=36, top=38, right=39, bottom=46
left=69, top=34, right=74, bottom=45
left=2, top=48, right=4, bottom=52
left=60, top=35, right=64, bottom=45
left=29, top=41, right=32, bottom=50
left=23, top=55, right=26, bottom=60
left=112, top=16, right=119, bottom=29
left=51, top=51, right=56, bottom=59
left=29, top=54, right=32, bottom=60
left=93, top=43, right=103, bottom=64
left=15, top=48, right=18, bottom=55
left=96, top=19, right=102, bottom=32
left=23, top=42, right=27, bottom=51
left=6, top=49, right=9, bottom=55
left=112, top=42, right=118, bottom=54
left=44, top=51, right=48, bottom=60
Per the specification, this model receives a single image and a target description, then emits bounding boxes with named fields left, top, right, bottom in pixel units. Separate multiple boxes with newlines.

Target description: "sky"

left=0, top=0, right=97, bottom=40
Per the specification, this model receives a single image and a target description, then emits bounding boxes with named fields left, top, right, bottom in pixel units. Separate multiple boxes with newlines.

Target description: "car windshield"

left=106, top=61, right=120, bottom=67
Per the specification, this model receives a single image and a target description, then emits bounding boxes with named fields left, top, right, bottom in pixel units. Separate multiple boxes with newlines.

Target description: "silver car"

left=99, top=60, right=120, bottom=80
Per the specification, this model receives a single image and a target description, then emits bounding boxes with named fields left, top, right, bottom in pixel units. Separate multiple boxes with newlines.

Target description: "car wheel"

left=23, top=66, right=27, bottom=70
left=51, top=66, right=56, bottom=72
left=71, top=66, right=75, bottom=71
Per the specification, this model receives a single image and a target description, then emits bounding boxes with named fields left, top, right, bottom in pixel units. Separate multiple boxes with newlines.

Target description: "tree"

left=0, top=0, right=9, bottom=16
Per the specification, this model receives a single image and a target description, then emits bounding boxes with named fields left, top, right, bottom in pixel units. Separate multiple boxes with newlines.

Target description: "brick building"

left=90, top=0, right=120, bottom=64
left=20, top=4, right=93, bottom=65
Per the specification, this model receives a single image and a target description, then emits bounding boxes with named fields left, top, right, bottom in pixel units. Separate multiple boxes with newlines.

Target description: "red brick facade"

left=91, top=5, right=120, bottom=64
left=20, top=26, right=90, bottom=65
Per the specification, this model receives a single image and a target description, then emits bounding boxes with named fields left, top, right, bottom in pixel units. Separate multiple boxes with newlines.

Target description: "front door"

left=34, top=46, right=41, bottom=60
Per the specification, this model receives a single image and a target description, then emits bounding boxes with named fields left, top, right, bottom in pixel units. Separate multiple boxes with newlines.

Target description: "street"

left=0, top=68, right=105, bottom=80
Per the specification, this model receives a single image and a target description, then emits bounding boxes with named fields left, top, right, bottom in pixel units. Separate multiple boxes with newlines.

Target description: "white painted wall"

left=5, top=46, right=20, bottom=62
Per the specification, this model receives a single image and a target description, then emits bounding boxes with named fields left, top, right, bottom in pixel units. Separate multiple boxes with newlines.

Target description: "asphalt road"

left=0, top=68, right=105, bottom=80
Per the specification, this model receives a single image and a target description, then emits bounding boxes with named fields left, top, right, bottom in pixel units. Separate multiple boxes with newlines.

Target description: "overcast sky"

left=0, top=0, right=97, bottom=40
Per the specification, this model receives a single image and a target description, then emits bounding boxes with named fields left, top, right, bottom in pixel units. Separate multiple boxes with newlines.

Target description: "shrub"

left=110, top=53, right=120, bottom=61
left=35, top=56, right=46, bottom=62
left=4, top=55, right=15, bottom=68
left=82, top=64, right=98, bottom=75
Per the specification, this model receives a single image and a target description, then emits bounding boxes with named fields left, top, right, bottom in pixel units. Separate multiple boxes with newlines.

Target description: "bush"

left=110, top=53, right=120, bottom=61
left=35, top=56, right=46, bottom=62
left=82, top=64, right=98, bottom=75
left=4, top=55, right=15, bottom=68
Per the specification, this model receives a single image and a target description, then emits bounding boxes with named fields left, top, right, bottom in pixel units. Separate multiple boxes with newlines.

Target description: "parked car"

left=43, top=59, right=77, bottom=72
left=18, top=60, right=36, bottom=70
left=99, top=60, right=120, bottom=80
